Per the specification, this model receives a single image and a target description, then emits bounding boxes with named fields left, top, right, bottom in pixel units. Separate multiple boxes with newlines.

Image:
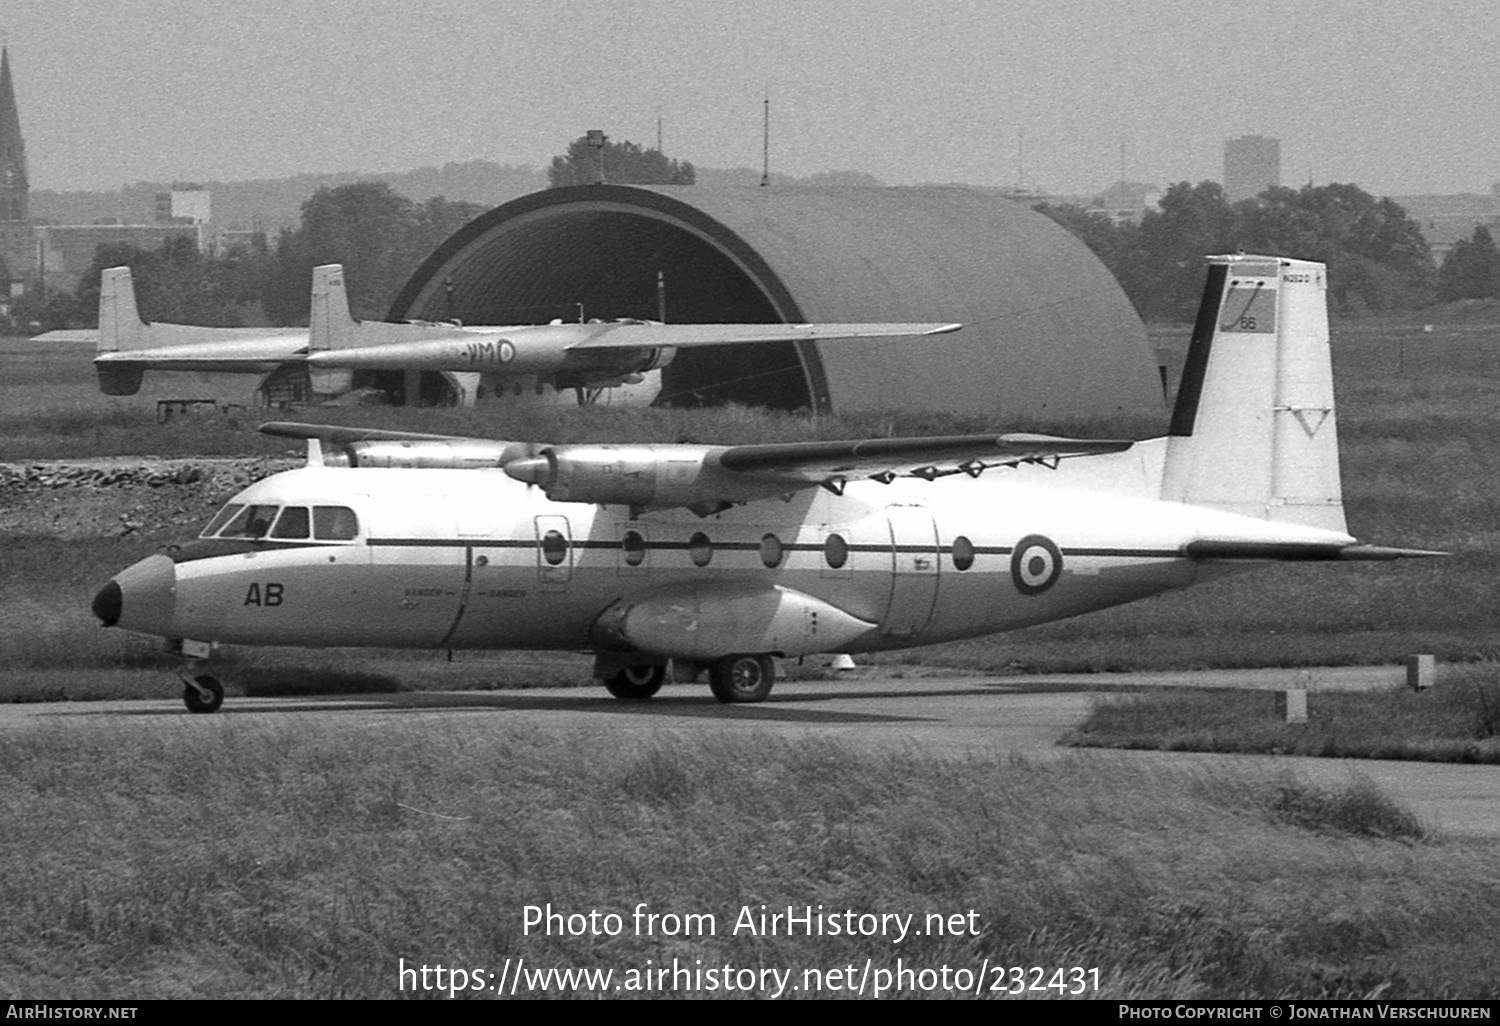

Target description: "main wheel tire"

left=183, top=674, right=224, bottom=714
left=604, top=664, right=666, bottom=701
left=708, top=654, right=775, bottom=704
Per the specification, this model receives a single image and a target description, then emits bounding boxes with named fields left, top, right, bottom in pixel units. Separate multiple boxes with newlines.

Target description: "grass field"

left=5, top=722, right=1498, bottom=999
left=1066, top=664, right=1500, bottom=762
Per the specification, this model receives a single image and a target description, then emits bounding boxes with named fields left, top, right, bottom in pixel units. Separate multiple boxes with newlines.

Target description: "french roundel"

left=1010, top=534, right=1063, bottom=595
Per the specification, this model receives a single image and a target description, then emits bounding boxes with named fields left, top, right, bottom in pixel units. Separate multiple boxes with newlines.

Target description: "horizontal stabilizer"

left=31, top=329, right=98, bottom=343
left=1184, top=540, right=1446, bottom=561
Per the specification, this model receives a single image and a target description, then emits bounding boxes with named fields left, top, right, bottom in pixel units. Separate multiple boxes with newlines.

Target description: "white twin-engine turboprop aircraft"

left=93, top=254, right=1441, bottom=713
left=77, top=264, right=959, bottom=402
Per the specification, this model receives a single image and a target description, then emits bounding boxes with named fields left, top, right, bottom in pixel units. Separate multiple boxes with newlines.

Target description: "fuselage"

left=99, top=455, right=1353, bottom=659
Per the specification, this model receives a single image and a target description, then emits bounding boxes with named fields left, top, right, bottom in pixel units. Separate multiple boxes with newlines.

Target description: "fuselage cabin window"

left=759, top=533, right=783, bottom=568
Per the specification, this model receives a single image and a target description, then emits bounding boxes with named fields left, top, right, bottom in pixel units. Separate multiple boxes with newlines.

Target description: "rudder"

left=97, top=266, right=147, bottom=353
left=1160, top=255, right=1345, bottom=533
left=307, top=263, right=355, bottom=395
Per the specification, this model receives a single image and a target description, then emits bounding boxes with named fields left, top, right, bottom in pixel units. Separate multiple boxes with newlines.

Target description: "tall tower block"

left=1223, top=135, right=1280, bottom=203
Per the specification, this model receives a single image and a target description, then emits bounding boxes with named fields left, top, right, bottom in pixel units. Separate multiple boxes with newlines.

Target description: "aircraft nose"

left=92, top=580, right=122, bottom=626
left=94, top=554, right=177, bottom=636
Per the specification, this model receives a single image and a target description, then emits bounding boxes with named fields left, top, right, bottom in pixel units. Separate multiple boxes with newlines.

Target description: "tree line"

left=1034, top=181, right=1480, bottom=320
left=17, top=182, right=489, bottom=333
left=20, top=150, right=1492, bottom=333
left=19, top=134, right=695, bottom=333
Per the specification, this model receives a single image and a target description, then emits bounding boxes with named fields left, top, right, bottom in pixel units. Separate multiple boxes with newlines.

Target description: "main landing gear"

left=707, top=654, right=776, bottom=704
left=603, top=663, right=667, bottom=701
left=599, top=654, right=778, bottom=703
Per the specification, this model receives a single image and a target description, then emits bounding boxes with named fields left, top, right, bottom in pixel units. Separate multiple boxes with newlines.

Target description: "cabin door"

left=884, top=505, right=939, bottom=639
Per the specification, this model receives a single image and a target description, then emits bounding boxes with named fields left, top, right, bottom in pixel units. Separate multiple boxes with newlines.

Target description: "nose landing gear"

left=176, top=667, right=225, bottom=713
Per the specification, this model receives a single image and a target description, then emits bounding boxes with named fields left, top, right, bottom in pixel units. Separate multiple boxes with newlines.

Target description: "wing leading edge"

left=562, top=321, right=963, bottom=350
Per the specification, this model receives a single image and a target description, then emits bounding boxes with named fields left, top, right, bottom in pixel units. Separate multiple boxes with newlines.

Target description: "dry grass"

left=2, top=724, right=1496, bottom=998
left=1064, top=664, right=1500, bottom=763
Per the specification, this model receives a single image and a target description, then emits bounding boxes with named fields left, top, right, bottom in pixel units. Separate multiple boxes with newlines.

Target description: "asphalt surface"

left=7, top=666, right=1499, bottom=839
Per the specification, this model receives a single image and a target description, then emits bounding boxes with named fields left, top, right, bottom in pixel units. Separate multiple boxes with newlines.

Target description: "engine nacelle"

left=554, top=345, right=676, bottom=388
left=591, top=582, right=877, bottom=659
left=637, top=346, right=675, bottom=372
left=503, top=445, right=792, bottom=509
left=340, top=439, right=526, bottom=469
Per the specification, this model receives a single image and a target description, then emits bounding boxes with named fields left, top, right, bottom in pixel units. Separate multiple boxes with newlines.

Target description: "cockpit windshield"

left=199, top=503, right=360, bottom=542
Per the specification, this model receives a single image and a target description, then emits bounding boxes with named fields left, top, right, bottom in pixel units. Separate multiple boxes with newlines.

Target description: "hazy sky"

left=9, top=0, right=1500, bottom=197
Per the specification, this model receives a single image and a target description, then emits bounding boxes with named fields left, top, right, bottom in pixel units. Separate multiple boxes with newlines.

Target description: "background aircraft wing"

left=564, top=322, right=962, bottom=350
left=715, top=433, right=1134, bottom=481
left=260, top=422, right=480, bottom=444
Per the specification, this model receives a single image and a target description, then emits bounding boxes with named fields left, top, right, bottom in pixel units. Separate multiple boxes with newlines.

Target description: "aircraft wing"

left=562, top=321, right=963, bottom=350
left=715, top=433, right=1134, bottom=480
left=260, top=422, right=480, bottom=444
left=262, top=421, right=1135, bottom=508
left=505, top=432, right=1136, bottom=510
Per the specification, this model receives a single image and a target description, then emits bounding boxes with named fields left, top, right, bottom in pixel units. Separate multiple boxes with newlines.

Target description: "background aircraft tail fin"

left=1160, top=255, right=1346, bottom=533
left=308, top=264, right=355, bottom=395
left=97, top=266, right=147, bottom=354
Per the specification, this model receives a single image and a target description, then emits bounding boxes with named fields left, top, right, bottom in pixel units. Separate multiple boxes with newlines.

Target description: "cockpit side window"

left=314, top=506, right=360, bottom=541
left=217, top=504, right=281, bottom=539
left=200, top=503, right=245, bottom=539
left=270, top=506, right=311, bottom=540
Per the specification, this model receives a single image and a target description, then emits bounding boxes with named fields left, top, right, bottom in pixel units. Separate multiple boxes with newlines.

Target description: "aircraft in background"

left=92, top=254, right=1441, bottom=713
left=40, top=265, right=960, bottom=406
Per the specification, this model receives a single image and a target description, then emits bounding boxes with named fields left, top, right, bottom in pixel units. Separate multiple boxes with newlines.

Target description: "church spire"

left=0, top=47, right=28, bottom=219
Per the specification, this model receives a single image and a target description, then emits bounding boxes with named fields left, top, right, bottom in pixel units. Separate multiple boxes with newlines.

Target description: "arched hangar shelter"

left=389, top=184, right=1162, bottom=418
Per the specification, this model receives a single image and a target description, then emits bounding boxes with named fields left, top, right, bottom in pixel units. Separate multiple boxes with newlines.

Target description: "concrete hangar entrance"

left=386, top=184, right=1162, bottom=419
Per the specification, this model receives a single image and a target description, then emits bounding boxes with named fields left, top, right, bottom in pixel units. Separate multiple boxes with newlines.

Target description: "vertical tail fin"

left=97, top=266, right=147, bottom=353
left=307, top=264, right=355, bottom=395
left=1160, top=255, right=1345, bottom=533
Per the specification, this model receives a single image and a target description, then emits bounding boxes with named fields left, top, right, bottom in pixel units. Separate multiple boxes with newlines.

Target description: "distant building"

left=154, top=185, right=211, bottom=225
left=0, top=46, right=210, bottom=297
left=37, top=222, right=200, bottom=290
left=1223, top=135, right=1281, bottom=203
left=1094, top=181, right=1162, bottom=223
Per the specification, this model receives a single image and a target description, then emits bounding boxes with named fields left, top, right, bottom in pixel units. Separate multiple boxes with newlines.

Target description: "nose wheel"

left=180, top=673, right=224, bottom=714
